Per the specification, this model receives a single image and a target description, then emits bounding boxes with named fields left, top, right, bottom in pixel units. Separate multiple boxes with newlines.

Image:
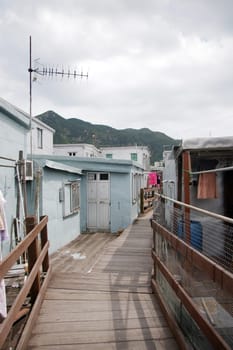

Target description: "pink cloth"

left=148, top=172, right=157, bottom=186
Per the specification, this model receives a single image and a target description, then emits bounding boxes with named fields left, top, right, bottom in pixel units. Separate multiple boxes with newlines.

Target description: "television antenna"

left=28, top=35, right=88, bottom=157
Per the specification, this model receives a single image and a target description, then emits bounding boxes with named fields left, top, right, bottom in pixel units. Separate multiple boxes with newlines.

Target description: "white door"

left=87, top=172, right=110, bottom=231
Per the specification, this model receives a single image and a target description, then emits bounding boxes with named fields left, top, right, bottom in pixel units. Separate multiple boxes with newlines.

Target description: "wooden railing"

left=140, top=188, right=156, bottom=213
left=151, top=219, right=232, bottom=350
left=0, top=215, right=51, bottom=349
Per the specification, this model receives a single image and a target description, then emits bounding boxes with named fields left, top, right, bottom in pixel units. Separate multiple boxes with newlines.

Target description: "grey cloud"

left=0, top=0, right=233, bottom=140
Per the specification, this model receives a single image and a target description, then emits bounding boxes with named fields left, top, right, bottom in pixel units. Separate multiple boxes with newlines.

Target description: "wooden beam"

left=0, top=242, right=49, bottom=348
left=40, top=216, right=49, bottom=273
left=0, top=216, right=48, bottom=280
left=152, top=250, right=231, bottom=350
left=151, top=220, right=233, bottom=296
left=140, top=188, right=144, bottom=213
left=151, top=279, right=189, bottom=350
left=16, top=266, right=52, bottom=350
left=26, top=217, right=40, bottom=304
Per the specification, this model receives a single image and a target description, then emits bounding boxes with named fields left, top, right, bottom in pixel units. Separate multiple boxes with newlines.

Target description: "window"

left=37, top=128, right=43, bottom=149
left=106, top=153, right=113, bottom=159
left=100, top=173, right=109, bottom=180
left=131, top=153, right=138, bottom=161
left=63, top=181, right=80, bottom=217
left=68, top=152, right=76, bottom=156
left=88, top=173, right=97, bottom=181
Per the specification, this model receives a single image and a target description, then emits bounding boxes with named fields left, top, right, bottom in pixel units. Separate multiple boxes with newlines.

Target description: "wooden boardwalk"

left=27, top=213, right=179, bottom=349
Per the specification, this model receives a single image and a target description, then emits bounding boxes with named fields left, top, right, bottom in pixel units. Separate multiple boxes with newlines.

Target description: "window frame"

left=63, top=180, right=80, bottom=218
left=131, top=153, right=138, bottom=161
left=132, top=173, right=141, bottom=204
left=37, top=128, right=43, bottom=149
left=106, top=153, right=113, bottom=159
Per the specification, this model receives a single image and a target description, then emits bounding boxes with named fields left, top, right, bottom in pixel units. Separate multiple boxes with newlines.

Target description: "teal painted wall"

left=0, top=111, right=28, bottom=257
left=110, top=172, right=132, bottom=232
left=32, top=155, right=144, bottom=236
left=79, top=171, right=138, bottom=234
left=40, top=168, right=81, bottom=254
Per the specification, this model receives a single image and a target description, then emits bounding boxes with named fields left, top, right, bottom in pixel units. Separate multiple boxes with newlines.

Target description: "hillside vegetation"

left=36, top=111, right=179, bottom=163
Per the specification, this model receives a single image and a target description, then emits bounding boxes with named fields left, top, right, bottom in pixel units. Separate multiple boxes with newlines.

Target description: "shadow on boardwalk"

left=27, top=212, right=179, bottom=349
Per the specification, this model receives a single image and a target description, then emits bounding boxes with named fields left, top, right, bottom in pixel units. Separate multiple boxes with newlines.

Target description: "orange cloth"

left=197, top=173, right=217, bottom=199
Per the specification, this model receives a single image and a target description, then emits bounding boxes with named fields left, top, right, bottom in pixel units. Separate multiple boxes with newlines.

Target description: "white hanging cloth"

left=0, top=190, right=8, bottom=242
left=0, top=190, right=8, bottom=320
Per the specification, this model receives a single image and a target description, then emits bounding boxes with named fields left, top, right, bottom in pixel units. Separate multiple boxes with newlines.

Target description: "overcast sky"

left=1, top=0, right=233, bottom=140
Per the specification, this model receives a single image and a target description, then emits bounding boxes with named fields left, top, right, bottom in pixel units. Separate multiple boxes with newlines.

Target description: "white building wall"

left=101, top=146, right=150, bottom=170
left=28, top=118, right=54, bottom=155
left=53, top=144, right=103, bottom=158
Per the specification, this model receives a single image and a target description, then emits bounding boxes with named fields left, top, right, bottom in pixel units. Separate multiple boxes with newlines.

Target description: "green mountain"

left=36, top=111, right=179, bottom=163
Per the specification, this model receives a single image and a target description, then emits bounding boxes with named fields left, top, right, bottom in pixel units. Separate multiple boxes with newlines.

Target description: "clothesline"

left=190, top=165, right=233, bottom=175
left=0, top=163, right=16, bottom=168
left=0, top=156, right=16, bottom=169
left=0, top=156, right=16, bottom=162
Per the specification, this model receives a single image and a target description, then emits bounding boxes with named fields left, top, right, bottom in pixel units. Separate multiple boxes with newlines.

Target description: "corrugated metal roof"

left=43, top=160, right=82, bottom=175
left=182, top=136, right=233, bottom=150
left=32, top=154, right=143, bottom=174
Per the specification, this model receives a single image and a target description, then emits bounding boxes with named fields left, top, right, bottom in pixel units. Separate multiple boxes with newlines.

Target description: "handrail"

left=151, top=219, right=232, bottom=350
left=155, top=192, right=233, bottom=225
left=0, top=215, right=50, bottom=349
left=0, top=216, right=48, bottom=280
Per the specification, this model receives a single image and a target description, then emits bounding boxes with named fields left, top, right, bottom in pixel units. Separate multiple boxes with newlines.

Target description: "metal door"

left=87, top=172, right=110, bottom=231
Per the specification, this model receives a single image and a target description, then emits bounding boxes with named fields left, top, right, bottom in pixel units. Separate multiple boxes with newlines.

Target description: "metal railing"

left=151, top=195, right=233, bottom=349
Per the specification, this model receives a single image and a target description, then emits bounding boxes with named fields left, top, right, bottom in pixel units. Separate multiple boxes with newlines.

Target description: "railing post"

left=25, top=216, right=40, bottom=304
left=183, top=151, right=191, bottom=245
left=40, top=215, right=49, bottom=273
left=140, top=188, right=144, bottom=214
left=153, top=227, right=157, bottom=282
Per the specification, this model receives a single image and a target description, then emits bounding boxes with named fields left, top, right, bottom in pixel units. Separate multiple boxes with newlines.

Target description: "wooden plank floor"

left=27, top=212, right=179, bottom=349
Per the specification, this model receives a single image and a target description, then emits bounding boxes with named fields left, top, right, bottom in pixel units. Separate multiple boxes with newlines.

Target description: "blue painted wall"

left=34, top=166, right=81, bottom=254
left=32, top=155, right=144, bottom=237
left=80, top=171, right=139, bottom=233
left=0, top=108, right=29, bottom=257
left=110, top=172, right=132, bottom=232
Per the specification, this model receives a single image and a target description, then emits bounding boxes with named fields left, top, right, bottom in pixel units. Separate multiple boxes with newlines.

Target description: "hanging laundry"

left=0, top=190, right=8, bottom=241
left=148, top=172, right=157, bottom=187
left=197, top=173, right=218, bottom=199
left=0, top=190, right=8, bottom=321
left=0, top=277, right=7, bottom=321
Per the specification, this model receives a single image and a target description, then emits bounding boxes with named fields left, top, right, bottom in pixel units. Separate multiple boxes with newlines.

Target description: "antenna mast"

left=29, top=36, right=33, bottom=159
left=28, top=35, right=88, bottom=157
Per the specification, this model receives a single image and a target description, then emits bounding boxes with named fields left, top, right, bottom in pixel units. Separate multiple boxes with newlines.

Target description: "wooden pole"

left=183, top=151, right=191, bottom=245
left=140, top=188, right=144, bottom=214
left=19, top=150, right=28, bottom=218
left=26, top=216, right=40, bottom=304
left=40, top=215, right=49, bottom=273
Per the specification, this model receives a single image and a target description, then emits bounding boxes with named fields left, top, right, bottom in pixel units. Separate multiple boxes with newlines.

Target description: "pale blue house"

left=32, top=155, right=144, bottom=235
left=0, top=98, right=82, bottom=255
left=0, top=98, right=29, bottom=257
left=0, top=97, right=145, bottom=257
left=27, top=159, right=82, bottom=254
